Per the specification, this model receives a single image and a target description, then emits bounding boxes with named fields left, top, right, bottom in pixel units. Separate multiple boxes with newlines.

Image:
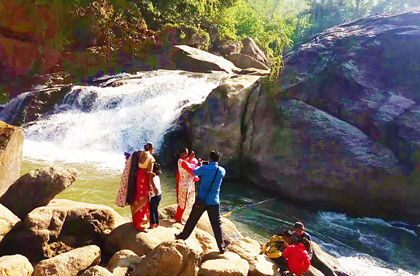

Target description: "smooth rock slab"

left=0, top=167, right=78, bottom=219
left=198, top=259, right=249, bottom=276
left=0, top=254, right=33, bottom=276
left=33, top=245, right=101, bottom=276
left=248, top=255, right=281, bottom=276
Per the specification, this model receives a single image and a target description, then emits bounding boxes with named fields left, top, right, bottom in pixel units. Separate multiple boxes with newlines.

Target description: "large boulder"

left=227, top=54, right=269, bottom=71
left=198, top=258, right=249, bottom=276
left=33, top=245, right=101, bottom=276
left=0, top=254, right=33, bottom=276
left=171, top=11, right=420, bottom=223
left=0, top=199, right=125, bottom=263
left=0, top=204, right=19, bottom=242
left=0, top=121, right=23, bottom=196
left=226, top=237, right=261, bottom=263
left=0, top=167, right=78, bottom=219
left=240, top=38, right=268, bottom=66
left=311, top=242, right=347, bottom=276
left=106, top=219, right=218, bottom=257
left=131, top=240, right=199, bottom=276
left=248, top=255, right=280, bottom=276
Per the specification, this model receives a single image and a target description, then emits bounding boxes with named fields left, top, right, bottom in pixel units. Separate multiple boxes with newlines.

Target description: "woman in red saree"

left=118, top=142, right=155, bottom=232
left=175, top=148, right=198, bottom=223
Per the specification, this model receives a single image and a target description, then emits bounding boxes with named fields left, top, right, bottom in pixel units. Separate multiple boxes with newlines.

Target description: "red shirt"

left=282, top=243, right=311, bottom=275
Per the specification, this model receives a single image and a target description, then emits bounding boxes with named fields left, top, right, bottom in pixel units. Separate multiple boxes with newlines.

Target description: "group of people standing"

left=115, top=143, right=228, bottom=253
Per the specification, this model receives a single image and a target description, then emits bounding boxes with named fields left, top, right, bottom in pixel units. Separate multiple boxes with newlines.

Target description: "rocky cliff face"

left=177, top=10, right=420, bottom=223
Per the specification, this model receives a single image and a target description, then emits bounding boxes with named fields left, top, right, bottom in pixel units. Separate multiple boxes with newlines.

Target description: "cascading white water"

left=22, top=70, right=227, bottom=169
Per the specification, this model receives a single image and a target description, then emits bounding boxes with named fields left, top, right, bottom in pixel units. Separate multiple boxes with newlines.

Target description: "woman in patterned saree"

left=117, top=142, right=155, bottom=232
left=175, top=148, right=197, bottom=223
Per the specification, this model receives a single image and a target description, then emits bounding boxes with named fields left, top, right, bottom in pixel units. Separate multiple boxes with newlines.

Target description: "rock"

left=0, top=199, right=125, bottom=263
left=106, top=219, right=218, bottom=257
left=0, top=204, right=20, bottom=242
left=198, top=259, right=249, bottom=276
left=159, top=204, right=243, bottom=243
left=167, top=45, right=241, bottom=74
left=226, top=237, right=261, bottom=263
left=240, top=38, right=268, bottom=66
left=304, top=266, right=326, bottom=276
left=0, top=254, right=33, bottom=276
left=201, top=250, right=242, bottom=263
left=248, top=255, right=280, bottom=276
left=33, top=245, right=101, bottom=276
left=311, top=242, right=347, bottom=276
left=0, top=87, right=70, bottom=126
left=107, top=250, right=142, bottom=276
left=80, top=266, right=113, bottom=276
left=227, top=54, right=269, bottom=71
left=131, top=240, right=199, bottom=276
left=0, top=121, right=23, bottom=197
left=0, top=167, right=78, bottom=219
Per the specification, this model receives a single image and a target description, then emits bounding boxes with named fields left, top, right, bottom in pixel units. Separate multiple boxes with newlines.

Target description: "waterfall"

left=17, top=70, right=226, bottom=169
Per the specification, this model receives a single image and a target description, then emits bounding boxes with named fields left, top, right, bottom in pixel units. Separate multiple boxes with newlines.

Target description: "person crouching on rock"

left=291, top=221, right=313, bottom=259
left=175, top=150, right=229, bottom=253
left=282, top=238, right=311, bottom=276
left=261, top=229, right=292, bottom=272
left=148, top=162, right=162, bottom=229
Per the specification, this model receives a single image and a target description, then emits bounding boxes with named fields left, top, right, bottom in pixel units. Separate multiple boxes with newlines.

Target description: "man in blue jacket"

left=175, top=150, right=228, bottom=253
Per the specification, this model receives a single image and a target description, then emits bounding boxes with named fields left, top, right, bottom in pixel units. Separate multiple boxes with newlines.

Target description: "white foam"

left=338, top=256, right=419, bottom=276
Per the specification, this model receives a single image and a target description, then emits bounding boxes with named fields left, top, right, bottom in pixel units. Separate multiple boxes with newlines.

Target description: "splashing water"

left=22, top=70, right=226, bottom=169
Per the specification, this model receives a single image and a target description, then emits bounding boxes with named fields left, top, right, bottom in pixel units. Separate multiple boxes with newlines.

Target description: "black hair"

left=144, top=142, right=155, bottom=151
left=179, top=148, right=188, bottom=155
left=153, top=163, right=162, bottom=175
left=209, top=150, right=220, bottom=162
left=278, top=229, right=292, bottom=237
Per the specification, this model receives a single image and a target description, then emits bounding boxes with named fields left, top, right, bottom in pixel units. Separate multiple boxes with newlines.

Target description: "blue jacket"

left=193, top=162, right=226, bottom=205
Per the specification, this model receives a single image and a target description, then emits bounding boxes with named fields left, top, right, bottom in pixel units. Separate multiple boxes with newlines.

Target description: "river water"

left=4, top=70, right=420, bottom=276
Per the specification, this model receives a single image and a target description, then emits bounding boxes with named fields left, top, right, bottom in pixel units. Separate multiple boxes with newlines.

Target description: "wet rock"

left=198, top=258, right=249, bottom=276
left=0, top=199, right=125, bottom=263
left=131, top=240, right=199, bottom=276
left=0, top=254, right=33, bottom=276
left=0, top=167, right=78, bottom=219
left=311, top=242, right=347, bottom=276
left=0, top=121, right=23, bottom=197
left=33, top=245, right=101, bottom=276
left=0, top=204, right=19, bottom=242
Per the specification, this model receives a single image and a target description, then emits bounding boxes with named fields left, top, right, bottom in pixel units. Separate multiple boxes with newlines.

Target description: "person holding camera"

left=175, top=150, right=229, bottom=253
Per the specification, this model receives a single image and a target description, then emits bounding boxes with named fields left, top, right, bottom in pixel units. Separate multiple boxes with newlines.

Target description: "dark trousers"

left=177, top=204, right=226, bottom=252
left=150, top=195, right=161, bottom=225
left=272, top=257, right=288, bottom=272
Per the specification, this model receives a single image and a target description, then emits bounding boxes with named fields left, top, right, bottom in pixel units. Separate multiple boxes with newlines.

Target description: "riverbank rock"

left=80, top=266, right=113, bottom=276
left=201, top=251, right=242, bottom=263
left=0, top=167, right=78, bottom=219
left=0, top=204, right=19, bottom=242
left=107, top=249, right=142, bottom=276
left=198, top=258, right=249, bottom=276
left=131, top=240, right=199, bottom=276
left=227, top=54, right=269, bottom=71
left=311, top=242, right=347, bottom=276
left=240, top=38, right=268, bottom=66
left=226, top=237, right=261, bottom=263
left=0, top=121, right=23, bottom=197
left=159, top=204, right=243, bottom=242
left=248, top=255, right=280, bottom=276
left=0, top=87, right=71, bottom=126
left=0, top=254, right=33, bottom=276
left=33, top=245, right=101, bottom=276
left=0, top=199, right=124, bottom=263
left=106, top=219, right=218, bottom=257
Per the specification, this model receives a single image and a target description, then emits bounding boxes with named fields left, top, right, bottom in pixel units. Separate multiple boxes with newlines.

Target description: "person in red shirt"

left=282, top=238, right=311, bottom=276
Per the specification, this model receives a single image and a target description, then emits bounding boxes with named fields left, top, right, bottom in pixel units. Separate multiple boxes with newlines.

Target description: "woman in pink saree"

left=175, top=148, right=198, bottom=223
